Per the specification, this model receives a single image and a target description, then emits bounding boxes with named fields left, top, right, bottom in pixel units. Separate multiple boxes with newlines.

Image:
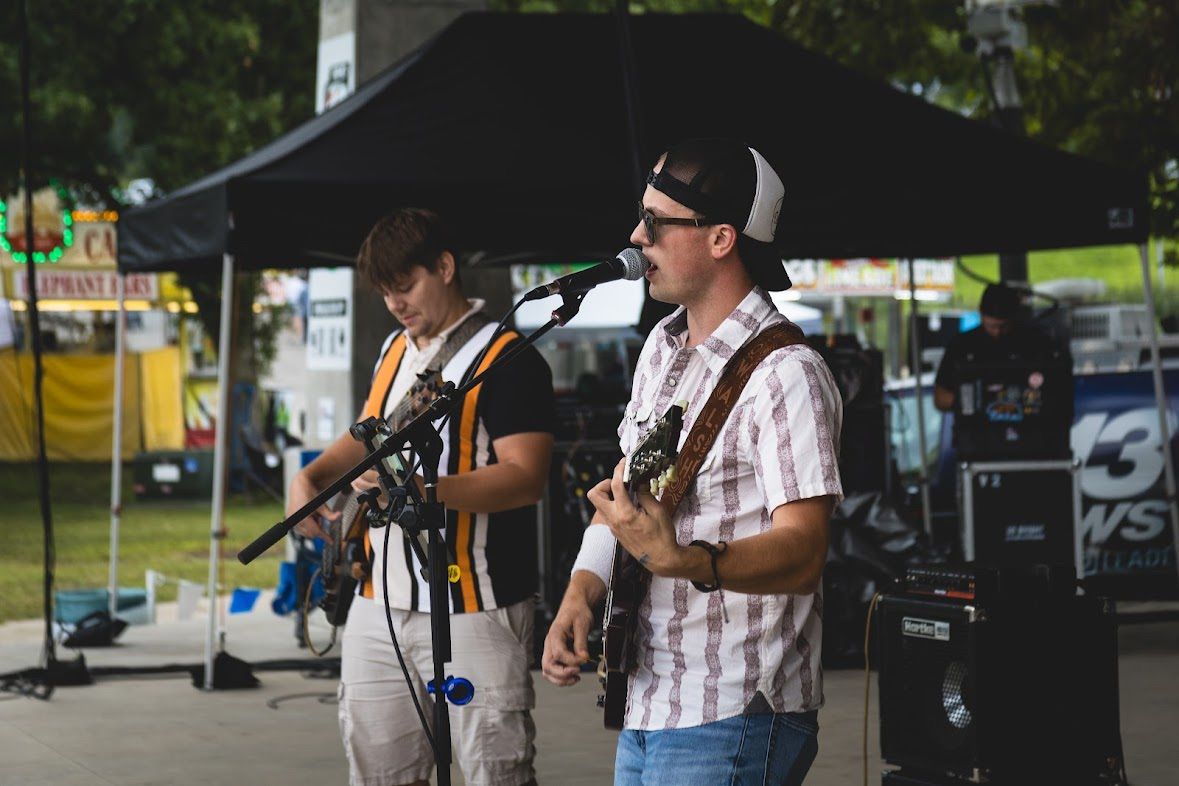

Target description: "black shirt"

left=935, top=322, right=1074, bottom=457
left=934, top=323, right=1062, bottom=393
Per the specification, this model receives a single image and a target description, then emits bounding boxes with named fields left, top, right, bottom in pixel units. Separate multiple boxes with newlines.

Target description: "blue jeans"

left=615, top=710, right=819, bottom=785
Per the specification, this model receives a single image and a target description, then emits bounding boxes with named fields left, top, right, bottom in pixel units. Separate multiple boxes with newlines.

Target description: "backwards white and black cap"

left=647, top=138, right=791, bottom=290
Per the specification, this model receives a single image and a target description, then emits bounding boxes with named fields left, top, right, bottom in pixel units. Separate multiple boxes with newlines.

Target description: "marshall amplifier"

left=876, top=592, right=1124, bottom=784
left=960, top=460, right=1082, bottom=577
left=902, top=563, right=1077, bottom=605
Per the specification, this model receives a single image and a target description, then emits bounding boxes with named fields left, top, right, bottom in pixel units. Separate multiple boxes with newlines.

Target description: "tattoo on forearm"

left=638, top=553, right=651, bottom=568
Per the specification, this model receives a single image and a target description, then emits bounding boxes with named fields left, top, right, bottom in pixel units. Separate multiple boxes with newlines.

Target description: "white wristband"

left=570, top=523, right=616, bottom=587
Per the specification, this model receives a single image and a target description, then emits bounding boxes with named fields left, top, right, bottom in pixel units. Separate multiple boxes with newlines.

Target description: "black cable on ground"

left=2, top=657, right=342, bottom=685
left=266, top=692, right=336, bottom=710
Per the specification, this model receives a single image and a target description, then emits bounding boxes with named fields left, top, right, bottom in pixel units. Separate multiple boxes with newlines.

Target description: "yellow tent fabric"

left=139, top=347, right=184, bottom=451
left=0, top=350, right=157, bottom=461
left=0, top=349, right=35, bottom=460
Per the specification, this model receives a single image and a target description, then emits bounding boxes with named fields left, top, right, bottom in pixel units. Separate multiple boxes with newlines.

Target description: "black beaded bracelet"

left=688, top=539, right=728, bottom=593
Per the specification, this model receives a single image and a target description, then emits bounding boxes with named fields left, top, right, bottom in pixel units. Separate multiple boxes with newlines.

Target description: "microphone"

left=523, top=248, right=649, bottom=301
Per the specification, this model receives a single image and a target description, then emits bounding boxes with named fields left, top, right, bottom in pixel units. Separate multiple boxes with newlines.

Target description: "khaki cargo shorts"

left=338, top=597, right=536, bottom=786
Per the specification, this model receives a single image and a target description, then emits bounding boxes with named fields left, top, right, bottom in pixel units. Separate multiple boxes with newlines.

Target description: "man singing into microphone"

left=287, top=208, right=555, bottom=786
left=542, top=139, right=843, bottom=784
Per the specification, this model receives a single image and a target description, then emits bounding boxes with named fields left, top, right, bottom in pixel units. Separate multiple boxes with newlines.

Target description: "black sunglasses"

left=639, top=205, right=714, bottom=244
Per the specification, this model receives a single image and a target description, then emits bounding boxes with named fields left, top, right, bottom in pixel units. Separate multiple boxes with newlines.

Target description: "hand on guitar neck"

left=587, top=397, right=687, bottom=578
left=586, top=458, right=686, bottom=578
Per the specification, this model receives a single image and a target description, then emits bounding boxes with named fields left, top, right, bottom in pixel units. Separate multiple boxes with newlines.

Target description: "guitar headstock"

left=407, top=370, right=445, bottom=419
left=624, top=401, right=685, bottom=499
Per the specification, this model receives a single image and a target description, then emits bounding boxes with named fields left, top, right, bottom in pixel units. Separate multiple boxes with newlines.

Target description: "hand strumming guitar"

left=540, top=571, right=601, bottom=687
left=289, top=470, right=341, bottom=541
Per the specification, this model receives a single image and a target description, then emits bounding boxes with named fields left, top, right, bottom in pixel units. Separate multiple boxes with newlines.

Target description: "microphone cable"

left=380, top=519, right=441, bottom=759
left=862, top=591, right=883, bottom=786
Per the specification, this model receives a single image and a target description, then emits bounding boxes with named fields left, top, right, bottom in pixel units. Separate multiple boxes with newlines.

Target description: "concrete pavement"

left=1, top=597, right=1175, bottom=785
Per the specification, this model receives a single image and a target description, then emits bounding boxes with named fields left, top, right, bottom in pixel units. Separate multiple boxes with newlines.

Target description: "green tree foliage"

left=3, top=1, right=1173, bottom=251
left=0, top=1, right=318, bottom=379
left=0, top=0, right=318, bottom=201
left=1020, top=2, right=1179, bottom=242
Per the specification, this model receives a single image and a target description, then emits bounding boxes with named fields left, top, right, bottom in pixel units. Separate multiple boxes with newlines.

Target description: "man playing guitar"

left=288, top=208, right=554, bottom=786
left=541, top=139, right=843, bottom=785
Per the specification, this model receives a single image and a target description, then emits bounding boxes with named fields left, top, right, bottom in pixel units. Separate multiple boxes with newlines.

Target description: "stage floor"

left=2, top=596, right=1176, bottom=785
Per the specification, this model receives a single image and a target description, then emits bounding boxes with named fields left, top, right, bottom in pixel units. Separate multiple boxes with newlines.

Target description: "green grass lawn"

left=1, top=462, right=285, bottom=623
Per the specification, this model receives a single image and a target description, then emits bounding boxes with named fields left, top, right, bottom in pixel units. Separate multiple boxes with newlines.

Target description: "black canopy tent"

left=118, top=12, right=1147, bottom=272
left=112, top=13, right=1172, bottom=686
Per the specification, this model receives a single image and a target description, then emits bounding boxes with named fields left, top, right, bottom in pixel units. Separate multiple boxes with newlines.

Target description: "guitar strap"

left=659, top=321, right=807, bottom=516
left=356, top=309, right=497, bottom=596
left=387, top=310, right=496, bottom=429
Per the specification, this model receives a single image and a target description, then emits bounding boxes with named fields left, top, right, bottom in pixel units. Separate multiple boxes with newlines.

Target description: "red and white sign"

left=11, top=269, right=158, bottom=300
left=60, top=221, right=118, bottom=267
left=783, top=258, right=955, bottom=295
left=1, top=219, right=119, bottom=269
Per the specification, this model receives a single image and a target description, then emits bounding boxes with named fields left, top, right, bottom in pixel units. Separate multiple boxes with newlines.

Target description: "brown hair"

left=356, top=208, right=456, bottom=291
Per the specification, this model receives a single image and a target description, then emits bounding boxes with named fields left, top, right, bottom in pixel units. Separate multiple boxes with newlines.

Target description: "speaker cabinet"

left=960, top=462, right=1080, bottom=575
left=876, top=593, right=1123, bottom=784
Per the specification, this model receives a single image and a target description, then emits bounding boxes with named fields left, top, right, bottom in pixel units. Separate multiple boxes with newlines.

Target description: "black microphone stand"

left=238, top=290, right=586, bottom=785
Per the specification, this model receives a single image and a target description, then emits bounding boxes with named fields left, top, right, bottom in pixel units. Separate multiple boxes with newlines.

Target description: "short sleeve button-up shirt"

left=615, top=287, right=844, bottom=730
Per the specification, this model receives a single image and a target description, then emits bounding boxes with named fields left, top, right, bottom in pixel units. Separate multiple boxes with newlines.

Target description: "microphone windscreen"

left=617, top=248, right=650, bottom=280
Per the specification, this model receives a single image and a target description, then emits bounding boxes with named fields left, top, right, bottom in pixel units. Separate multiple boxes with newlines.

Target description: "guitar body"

left=315, top=369, right=444, bottom=629
left=599, top=402, right=683, bottom=730
left=318, top=490, right=370, bottom=627
left=601, top=545, right=647, bottom=729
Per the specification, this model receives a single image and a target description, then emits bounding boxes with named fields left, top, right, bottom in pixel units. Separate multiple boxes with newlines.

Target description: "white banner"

left=306, top=268, right=353, bottom=371
left=11, top=269, right=158, bottom=300
left=316, top=31, right=356, bottom=114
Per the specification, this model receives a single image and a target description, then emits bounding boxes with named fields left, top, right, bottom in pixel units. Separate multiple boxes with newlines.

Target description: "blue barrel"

left=55, top=588, right=149, bottom=625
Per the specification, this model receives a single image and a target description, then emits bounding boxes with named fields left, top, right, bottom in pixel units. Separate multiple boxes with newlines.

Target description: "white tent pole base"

left=205, top=253, right=235, bottom=690
left=109, top=273, right=127, bottom=619
left=907, top=258, right=934, bottom=538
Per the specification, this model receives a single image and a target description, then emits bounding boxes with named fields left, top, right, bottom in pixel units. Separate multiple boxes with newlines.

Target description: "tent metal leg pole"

left=108, top=273, right=127, bottom=619
left=1138, top=243, right=1179, bottom=582
left=1159, top=236, right=1166, bottom=293
left=907, top=258, right=933, bottom=538
left=204, top=253, right=235, bottom=690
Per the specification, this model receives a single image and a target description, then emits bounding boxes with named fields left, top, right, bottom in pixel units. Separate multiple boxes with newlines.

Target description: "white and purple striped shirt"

left=575, top=286, right=843, bottom=730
